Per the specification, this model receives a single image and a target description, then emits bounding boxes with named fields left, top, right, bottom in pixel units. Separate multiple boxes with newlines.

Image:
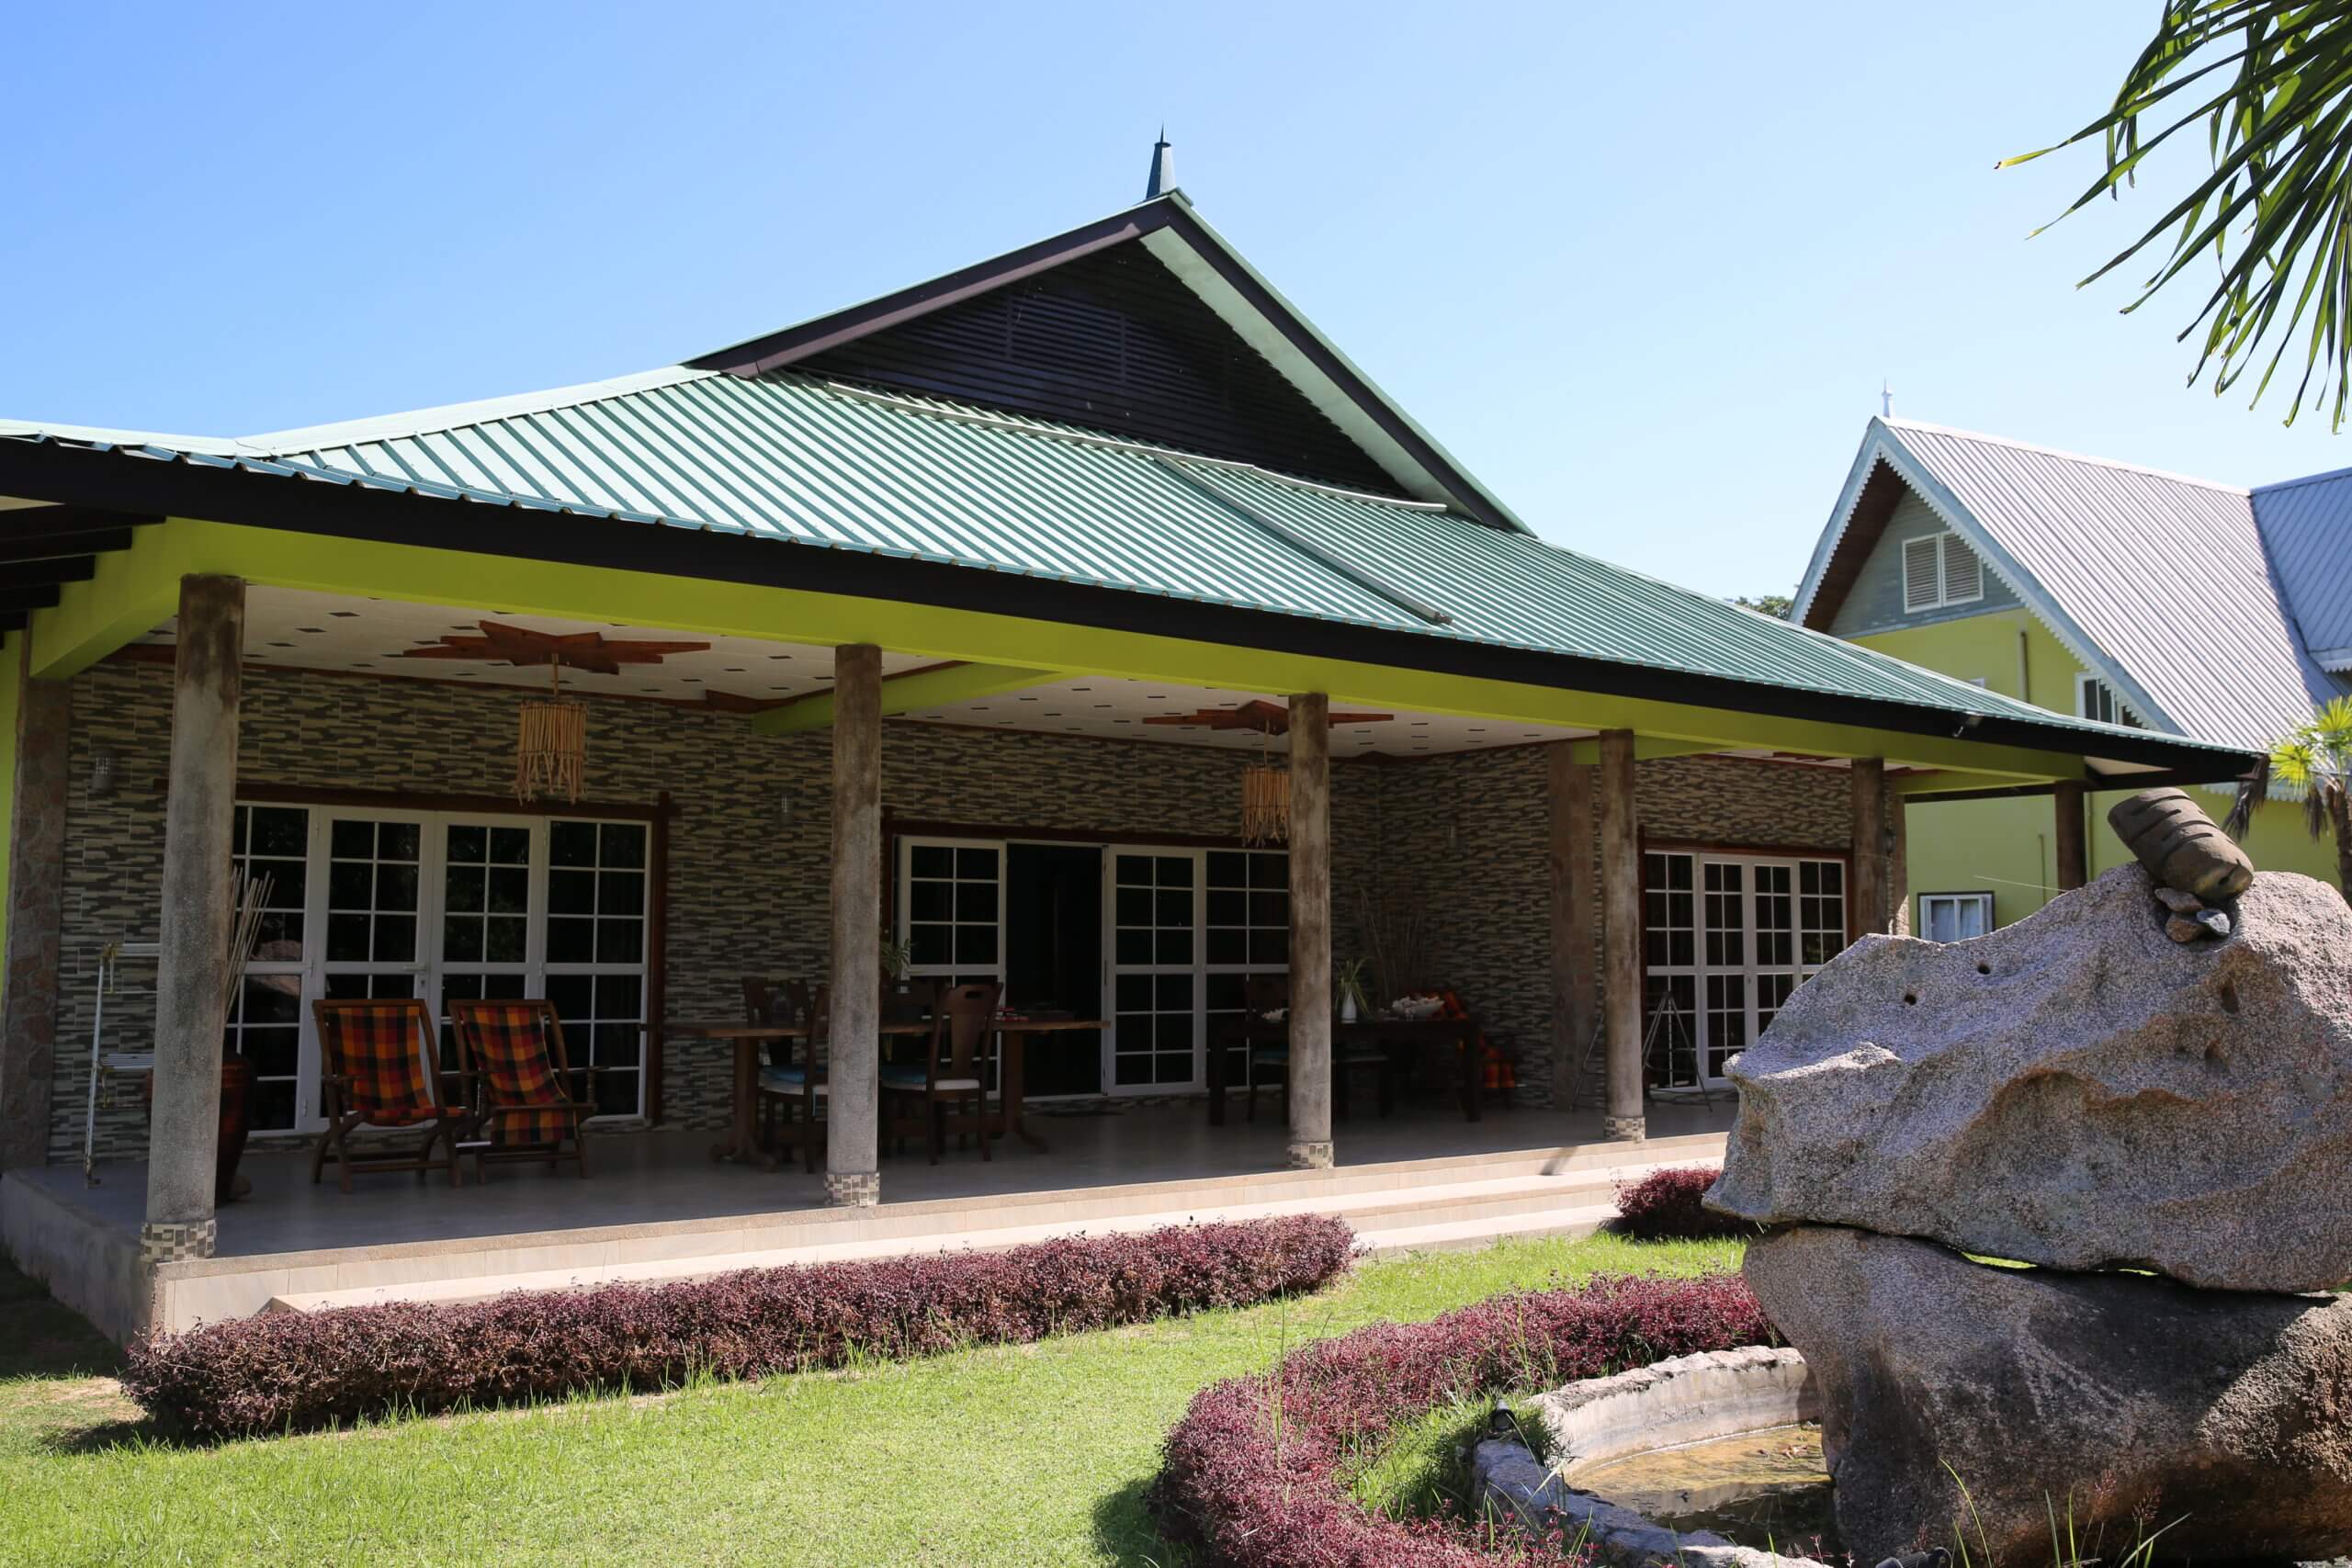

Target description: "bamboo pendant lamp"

left=516, top=660, right=588, bottom=804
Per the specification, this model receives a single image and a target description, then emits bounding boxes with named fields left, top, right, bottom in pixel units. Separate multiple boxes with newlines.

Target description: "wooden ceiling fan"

left=1140, top=698, right=1393, bottom=734
left=400, top=621, right=710, bottom=677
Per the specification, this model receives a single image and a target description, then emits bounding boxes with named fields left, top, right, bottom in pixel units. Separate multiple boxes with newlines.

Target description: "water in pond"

left=1569, top=1423, right=1842, bottom=1558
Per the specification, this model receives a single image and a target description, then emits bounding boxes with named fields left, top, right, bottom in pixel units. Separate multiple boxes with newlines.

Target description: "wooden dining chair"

left=746, top=977, right=828, bottom=1173
left=310, top=998, right=476, bottom=1192
left=1241, top=974, right=1290, bottom=1123
left=882, top=981, right=1001, bottom=1164
left=448, top=999, right=598, bottom=1179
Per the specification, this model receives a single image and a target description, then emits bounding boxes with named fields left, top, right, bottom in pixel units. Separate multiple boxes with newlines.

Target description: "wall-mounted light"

left=89, top=749, right=118, bottom=797
left=779, top=790, right=794, bottom=828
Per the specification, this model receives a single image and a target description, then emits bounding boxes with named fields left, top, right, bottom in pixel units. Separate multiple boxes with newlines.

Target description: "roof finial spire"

left=1881, top=378, right=1894, bottom=418
left=1145, top=128, right=1174, bottom=200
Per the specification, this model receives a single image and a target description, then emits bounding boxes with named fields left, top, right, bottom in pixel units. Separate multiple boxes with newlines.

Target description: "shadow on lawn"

left=0, top=1258, right=170, bottom=1454
left=1091, top=1472, right=1191, bottom=1567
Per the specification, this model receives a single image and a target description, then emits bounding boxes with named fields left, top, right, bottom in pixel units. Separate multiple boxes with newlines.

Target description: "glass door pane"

left=546, top=819, right=650, bottom=1118
left=1203, top=849, right=1286, bottom=1095
left=436, top=820, right=539, bottom=1070
left=230, top=804, right=311, bottom=1132
left=318, top=815, right=427, bottom=1001
left=1108, top=851, right=1200, bottom=1090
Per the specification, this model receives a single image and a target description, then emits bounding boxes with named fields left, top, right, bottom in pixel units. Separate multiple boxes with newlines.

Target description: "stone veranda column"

left=142, top=574, right=243, bottom=1265
left=2053, top=781, right=2087, bottom=894
left=1850, top=758, right=1888, bottom=938
left=1547, top=744, right=1598, bottom=1109
left=1, top=652, right=69, bottom=1171
left=825, top=643, right=883, bottom=1208
left=1597, top=729, right=1644, bottom=1142
left=1286, top=692, right=1332, bottom=1169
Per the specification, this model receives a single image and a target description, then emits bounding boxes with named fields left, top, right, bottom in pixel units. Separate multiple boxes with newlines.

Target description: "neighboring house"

left=0, top=163, right=2244, bottom=1339
left=1793, top=417, right=2339, bottom=932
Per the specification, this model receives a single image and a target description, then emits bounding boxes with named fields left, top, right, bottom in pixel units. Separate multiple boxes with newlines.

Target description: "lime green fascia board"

left=28, top=523, right=196, bottom=680
left=753, top=662, right=1063, bottom=735
left=1560, top=736, right=1720, bottom=766
left=27, top=518, right=2089, bottom=783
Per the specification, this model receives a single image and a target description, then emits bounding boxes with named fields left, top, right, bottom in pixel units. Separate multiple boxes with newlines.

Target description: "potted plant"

left=1336, top=956, right=1371, bottom=1023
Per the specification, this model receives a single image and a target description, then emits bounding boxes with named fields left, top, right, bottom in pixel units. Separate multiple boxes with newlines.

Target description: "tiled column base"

left=1287, top=1140, right=1334, bottom=1170
left=1603, top=1115, right=1646, bottom=1144
left=140, top=1218, right=216, bottom=1266
left=825, top=1171, right=878, bottom=1207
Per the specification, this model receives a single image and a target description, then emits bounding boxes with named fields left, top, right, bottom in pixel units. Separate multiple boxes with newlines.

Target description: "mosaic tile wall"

left=43, top=659, right=1865, bottom=1159
left=49, top=660, right=1384, bottom=1161
left=1365, top=750, right=1864, bottom=1105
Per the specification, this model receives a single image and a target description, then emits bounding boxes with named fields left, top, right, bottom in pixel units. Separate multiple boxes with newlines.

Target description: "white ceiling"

left=131, top=587, right=1598, bottom=758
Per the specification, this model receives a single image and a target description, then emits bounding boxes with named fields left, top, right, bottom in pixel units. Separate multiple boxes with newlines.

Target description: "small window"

left=2075, top=674, right=2145, bottom=728
left=1901, top=531, right=1985, bottom=613
left=1918, top=891, right=1995, bottom=942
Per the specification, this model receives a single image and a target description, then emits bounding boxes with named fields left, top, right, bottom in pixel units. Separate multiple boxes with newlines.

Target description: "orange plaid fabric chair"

left=450, top=999, right=595, bottom=1179
left=310, top=998, right=474, bottom=1192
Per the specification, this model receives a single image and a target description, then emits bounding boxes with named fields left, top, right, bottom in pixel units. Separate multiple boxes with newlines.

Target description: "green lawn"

left=0, top=1233, right=1742, bottom=1567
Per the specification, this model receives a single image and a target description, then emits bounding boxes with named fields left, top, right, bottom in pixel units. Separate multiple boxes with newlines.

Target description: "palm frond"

left=2007, top=2, right=2352, bottom=427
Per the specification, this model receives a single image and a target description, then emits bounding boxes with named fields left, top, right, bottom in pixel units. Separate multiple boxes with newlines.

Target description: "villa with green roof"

left=1794, top=417, right=2342, bottom=937
left=0, top=159, right=2248, bottom=1337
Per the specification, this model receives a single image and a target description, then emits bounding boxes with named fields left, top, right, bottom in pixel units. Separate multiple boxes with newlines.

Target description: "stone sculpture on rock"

left=1710, top=803, right=2352, bottom=1564
left=1710, top=863, right=2352, bottom=1293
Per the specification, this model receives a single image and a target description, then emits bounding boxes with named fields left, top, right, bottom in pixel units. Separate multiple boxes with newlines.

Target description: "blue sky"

left=0, top=2, right=2329, bottom=599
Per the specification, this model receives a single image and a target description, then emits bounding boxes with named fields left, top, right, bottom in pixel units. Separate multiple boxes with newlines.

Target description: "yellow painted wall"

left=1860, top=614, right=2338, bottom=922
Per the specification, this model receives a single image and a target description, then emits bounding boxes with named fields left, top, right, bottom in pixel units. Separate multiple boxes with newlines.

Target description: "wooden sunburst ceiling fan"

left=1140, top=698, right=1393, bottom=734
left=400, top=621, right=710, bottom=678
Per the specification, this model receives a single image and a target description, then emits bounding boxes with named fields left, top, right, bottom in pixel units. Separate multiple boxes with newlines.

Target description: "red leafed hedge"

left=1611, top=1165, right=1754, bottom=1242
left=1151, top=1271, right=1771, bottom=1567
left=124, top=1214, right=1354, bottom=1438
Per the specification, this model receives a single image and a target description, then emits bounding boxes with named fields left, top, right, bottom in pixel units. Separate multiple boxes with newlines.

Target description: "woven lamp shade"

left=1240, top=762, right=1290, bottom=846
left=515, top=690, right=587, bottom=804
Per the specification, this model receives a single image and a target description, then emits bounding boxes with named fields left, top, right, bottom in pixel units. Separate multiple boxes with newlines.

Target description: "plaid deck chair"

left=450, top=999, right=596, bottom=1179
left=310, top=998, right=475, bottom=1193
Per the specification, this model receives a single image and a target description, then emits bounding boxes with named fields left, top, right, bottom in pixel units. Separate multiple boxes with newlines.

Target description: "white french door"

left=1106, top=846, right=1290, bottom=1095
left=229, top=803, right=650, bottom=1134
left=1644, top=850, right=1846, bottom=1088
left=892, top=838, right=1287, bottom=1097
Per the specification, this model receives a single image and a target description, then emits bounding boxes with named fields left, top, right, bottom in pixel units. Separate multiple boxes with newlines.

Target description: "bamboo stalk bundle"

left=220, top=868, right=274, bottom=1021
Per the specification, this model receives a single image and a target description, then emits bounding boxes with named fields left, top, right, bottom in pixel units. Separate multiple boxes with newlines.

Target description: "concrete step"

left=266, top=1135, right=1726, bottom=1314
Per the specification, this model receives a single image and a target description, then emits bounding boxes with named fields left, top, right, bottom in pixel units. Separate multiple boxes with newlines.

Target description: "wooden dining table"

left=1204, top=1012, right=1487, bottom=1126
left=665, top=1015, right=1107, bottom=1166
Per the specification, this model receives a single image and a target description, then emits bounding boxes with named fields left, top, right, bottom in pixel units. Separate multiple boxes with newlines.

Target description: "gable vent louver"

left=1903, top=536, right=1941, bottom=612
left=1942, top=536, right=1983, bottom=602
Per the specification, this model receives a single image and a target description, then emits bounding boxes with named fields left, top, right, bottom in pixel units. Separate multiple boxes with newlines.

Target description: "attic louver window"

left=1902, top=531, right=1984, bottom=613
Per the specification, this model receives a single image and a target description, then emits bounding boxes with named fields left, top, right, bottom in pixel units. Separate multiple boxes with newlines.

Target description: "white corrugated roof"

left=1796, top=418, right=2346, bottom=752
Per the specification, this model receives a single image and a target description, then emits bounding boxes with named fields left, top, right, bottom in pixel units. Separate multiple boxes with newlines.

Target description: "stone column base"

left=140, top=1218, right=216, bottom=1266
left=1602, top=1115, right=1646, bottom=1144
left=825, top=1171, right=879, bottom=1207
left=1287, top=1140, right=1334, bottom=1170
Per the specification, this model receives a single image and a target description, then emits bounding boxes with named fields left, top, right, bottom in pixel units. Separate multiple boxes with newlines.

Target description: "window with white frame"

left=1900, top=531, right=1985, bottom=613
left=228, top=803, right=652, bottom=1133
left=1644, top=849, right=1846, bottom=1087
left=1917, top=891, right=1995, bottom=942
left=2075, top=674, right=2145, bottom=728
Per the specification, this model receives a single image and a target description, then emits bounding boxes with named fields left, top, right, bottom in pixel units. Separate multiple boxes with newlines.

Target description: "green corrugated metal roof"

left=0, top=366, right=2244, bottom=762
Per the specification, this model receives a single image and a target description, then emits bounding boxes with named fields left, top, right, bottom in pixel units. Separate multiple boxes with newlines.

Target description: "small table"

left=666, top=1016, right=1106, bottom=1164
left=1205, top=1013, right=1487, bottom=1126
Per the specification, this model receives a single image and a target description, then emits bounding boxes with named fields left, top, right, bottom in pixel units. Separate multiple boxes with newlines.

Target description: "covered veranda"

left=0, top=184, right=2251, bottom=1337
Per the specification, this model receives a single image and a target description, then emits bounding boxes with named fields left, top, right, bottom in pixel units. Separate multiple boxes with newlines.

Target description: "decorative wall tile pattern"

left=42, top=660, right=1869, bottom=1157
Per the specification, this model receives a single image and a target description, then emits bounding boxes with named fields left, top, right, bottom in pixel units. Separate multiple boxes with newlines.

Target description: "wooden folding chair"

left=310, top=998, right=476, bottom=1192
left=449, top=998, right=599, bottom=1179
